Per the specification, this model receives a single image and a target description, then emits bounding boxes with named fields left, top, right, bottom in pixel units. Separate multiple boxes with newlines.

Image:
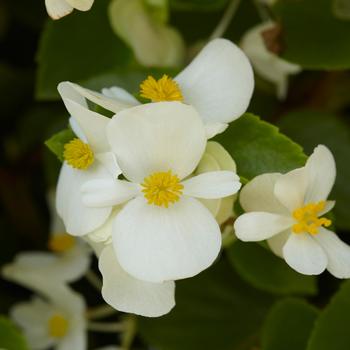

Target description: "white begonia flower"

left=59, top=38, right=254, bottom=139
left=234, top=145, right=350, bottom=278
left=241, top=21, right=301, bottom=100
left=82, top=101, right=241, bottom=283
left=11, top=286, right=86, bottom=350
left=45, top=0, right=94, bottom=20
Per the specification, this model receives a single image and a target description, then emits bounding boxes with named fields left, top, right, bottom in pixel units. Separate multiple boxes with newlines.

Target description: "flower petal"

left=107, top=102, right=206, bottom=182
left=95, top=152, right=122, bottom=178
left=66, top=0, right=94, bottom=11
left=304, top=145, right=336, bottom=203
left=239, top=173, right=289, bottom=214
left=283, top=233, right=328, bottom=275
left=205, top=122, right=228, bottom=139
left=182, top=171, right=241, bottom=199
left=102, top=86, right=140, bottom=105
left=113, top=196, right=221, bottom=283
left=56, top=163, right=112, bottom=236
left=234, top=212, right=294, bottom=241
left=175, top=38, right=254, bottom=124
left=267, top=229, right=291, bottom=257
left=313, top=228, right=350, bottom=278
left=57, top=327, right=86, bottom=350
left=45, top=0, right=73, bottom=20
left=99, top=245, right=175, bottom=317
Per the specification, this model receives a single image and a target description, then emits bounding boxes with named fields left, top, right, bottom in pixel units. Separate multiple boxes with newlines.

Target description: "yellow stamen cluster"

left=140, top=75, right=183, bottom=102
left=48, top=233, right=75, bottom=253
left=142, top=171, right=183, bottom=208
left=63, top=138, right=94, bottom=170
left=292, top=201, right=332, bottom=235
left=48, top=314, right=69, bottom=338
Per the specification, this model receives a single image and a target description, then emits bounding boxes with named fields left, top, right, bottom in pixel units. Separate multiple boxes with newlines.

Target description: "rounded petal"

left=95, top=152, right=121, bottom=178
left=99, top=245, right=175, bottom=317
left=175, top=38, right=254, bottom=124
left=234, top=212, right=294, bottom=242
left=113, top=196, right=221, bottom=282
left=239, top=173, right=289, bottom=215
left=66, top=0, right=94, bottom=11
left=102, top=86, right=140, bottom=106
left=274, top=168, right=307, bottom=212
left=205, top=122, right=228, bottom=139
left=313, top=228, right=350, bottom=278
left=283, top=233, right=328, bottom=275
left=56, top=163, right=112, bottom=236
left=45, top=0, right=73, bottom=20
left=267, top=229, right=291, bottom=257
left=182, top=171, right=241, bottom=199
left=107, top=102, right=206, bottom=182
left=204, top=141, right=237, bottom=172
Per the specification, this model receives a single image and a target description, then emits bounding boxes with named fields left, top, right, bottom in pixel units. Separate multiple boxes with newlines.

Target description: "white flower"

left=45, top=0, right=94, bottom=20
left=60, top=38, right=254, bottom=138
left=234, top=145, right=350, bottom=278
left=11, top=286, right=86, bottom=350
left=241, top=21, right=301, bottom=99
left=82, top=101, right=241, bottom=283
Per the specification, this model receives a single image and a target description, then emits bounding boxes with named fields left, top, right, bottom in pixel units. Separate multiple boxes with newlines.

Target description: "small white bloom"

left=234, top=145, right=350, bottom=278
left=241, top=21, right=301, bottom=99
left=45, top=0, right=94, bottom=20
left=82, top=102, right=241, bottom=283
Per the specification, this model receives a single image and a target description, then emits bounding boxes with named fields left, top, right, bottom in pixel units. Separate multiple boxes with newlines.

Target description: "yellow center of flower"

left=63, top=138, right=94, bottom=170
left=141, top=171, right=183, bottom=208
left=48, top=314, right=69, bottom=338
left=140, top=75, right=183, bottom=102
left=292, top=201, right=332, bottom=235
left=48, top=233, right=76, bottom=253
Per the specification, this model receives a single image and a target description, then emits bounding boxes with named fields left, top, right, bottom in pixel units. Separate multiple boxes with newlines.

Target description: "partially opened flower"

left=82, top=101, right=241, bottom=283
left=45, top=0, right=94, bottom=20
left=234, top=145, right=350, bottom=278
left=241, top=21, right=301, bottom=99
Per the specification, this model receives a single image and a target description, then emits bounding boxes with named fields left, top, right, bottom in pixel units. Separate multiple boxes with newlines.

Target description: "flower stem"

left=87, top=321, right=125, bottom=333
left=85, top=269, right=102, bottom=290
left=86, top=304, right=117, bottom=320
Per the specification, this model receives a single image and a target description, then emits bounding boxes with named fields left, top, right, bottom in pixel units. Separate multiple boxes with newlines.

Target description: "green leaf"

left=273, top=0, right=350, bottom=69
left=0, top=316, right=29, bottom=350
left=214, top=114, right=306, bottom=180
left=36, top=0, right=131, bottom=100
left=278, top=110, right=350, bottom=230
left=45, top=128, right=75, bottom=161
left=227, top=242, right=317, bottom=296
left=262, top=299, right=319, bottom=350
left=307, top=280, right=350, bottom=350
left=138, top=258, right=275, bottom=350
left=333, top=0, right=350, bottom=20
left=169, top=0, right=229, bottom=11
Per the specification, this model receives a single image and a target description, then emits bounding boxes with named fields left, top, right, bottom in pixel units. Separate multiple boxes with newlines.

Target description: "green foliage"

left=45, top=128, right=75, bottom=161
left=262, top=299, right=319, bottom=350
left=169, top=0, right=229, bottom=11
left=138, top=258, right=275, bottom=350
left=215, top=114, right=306, bottom=180
left=307, top=281, right=350, bottom=350
left=273, top=0, right=350, bottom=69
left=0, top=316, right=29, bottom=350
left=333, top=0, right=350, bottom=20
left=36, top=0, right=131, bottom=100
left=227, top=242, right=317, bottom=296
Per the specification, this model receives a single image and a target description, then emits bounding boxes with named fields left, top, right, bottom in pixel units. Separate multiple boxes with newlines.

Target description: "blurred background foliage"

left=1, top=0, right=350, bottom=349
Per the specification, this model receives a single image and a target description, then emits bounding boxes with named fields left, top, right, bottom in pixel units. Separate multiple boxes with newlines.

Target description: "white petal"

left=283, top=233, right=328, bottom=275
left=66, top=0, right=94, bottom=11
left=99, top=246, right=175, bottom=317
left=267, top=229, right=291, bottom=257
left=102, top=86, right=140, bottom=105
left=57, top=328, right=86, bottom=350
left=107, top=102, right=206, bottom=182
left=204, top=141, right=237, bottom=172
left=95, top=152, right=121, bottom=178
left=304, top=145, right=336, bottom=203
left=113, top=196, right=221, bottom=282
left=234, top=212, right=293, bottom=242
left=205, top=122, right=228, bottom=139
left=175, top=38, right=254, bottom=124
left=313, top=228, right=350, bottom=278
left=182, top=171, right=241, bottom=199
left=56, top=163, right=112, bottom=236
left=239, top=173, right=289, bottom=215
left=320, top=200, right=336, bottom=215
left=45, top=0, right=73, bottom=20
left=274, top=168, right=307, bottom=212
left=82, top=178, right=139, bottom=207
left=69, top=116, right=87, bottom=142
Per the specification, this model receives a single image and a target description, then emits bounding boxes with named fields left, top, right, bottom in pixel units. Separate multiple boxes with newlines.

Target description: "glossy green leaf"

left=262, top=299, right=319, bottom=350
left=45, top=128, right=75, bottom=161
left=36, top=0, right=131, bottom=100
left=0, top=316, right=29, bottom=350
left=139, top=258, right=275, bottom=350
left=307, top=281, right=350, bottom=350
left=227, top=242, right=317, bottom=296
left=214, top=114, right=306, bottom=180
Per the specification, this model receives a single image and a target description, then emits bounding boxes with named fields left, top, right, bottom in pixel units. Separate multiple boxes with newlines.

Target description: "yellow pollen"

left=48, top=314, right=69, bottom=338
left=48, top=233, right=75, bottom=253
left=141, top=171, right=183, bottom=208
left=140, top=75, right=183, bottom=102
left=63, top=138, right=94, bottom=170
left=292, top=201, right=332, bottom=235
